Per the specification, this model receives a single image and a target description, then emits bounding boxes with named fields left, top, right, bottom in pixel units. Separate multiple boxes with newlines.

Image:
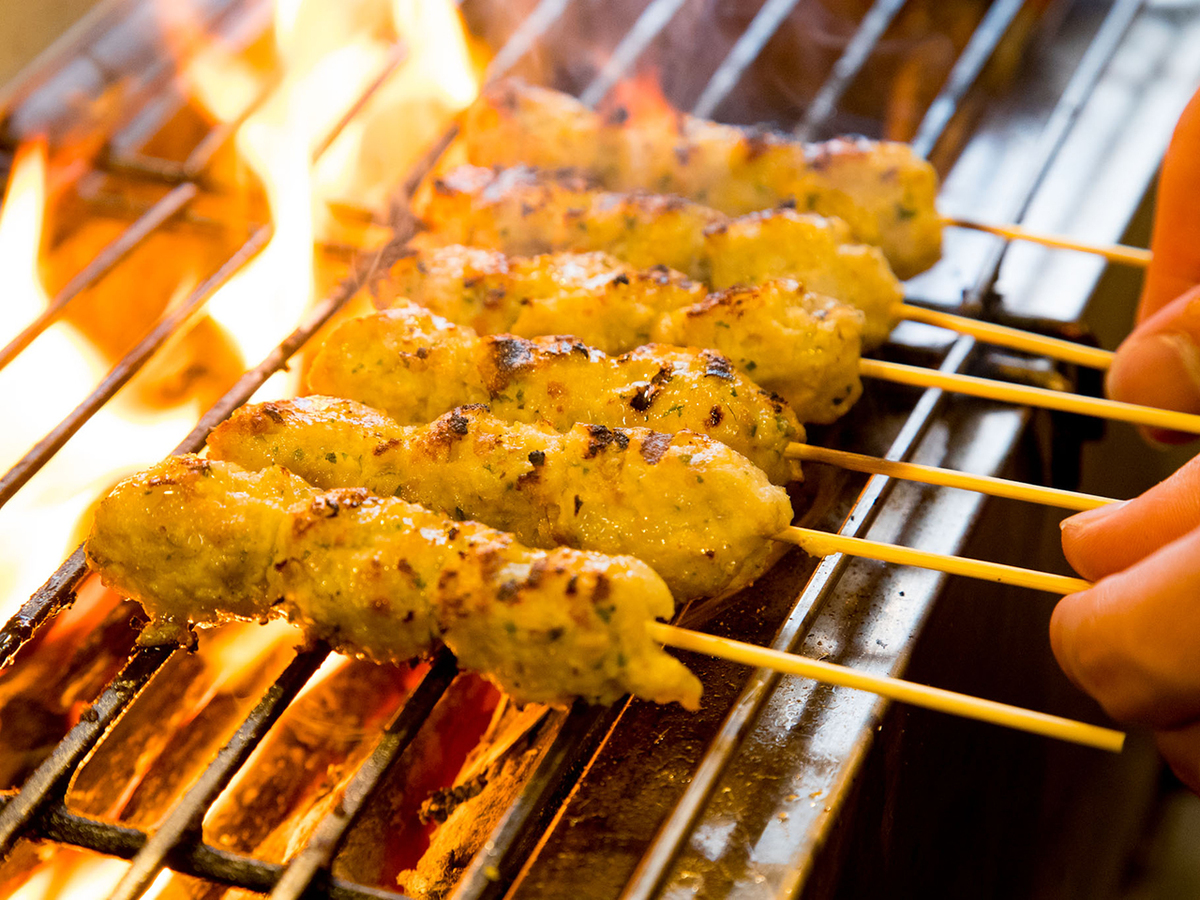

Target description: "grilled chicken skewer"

left=308, top=305, right=804, bottom=485
left=453, top=80, right=1144, bottom=286
left=206, top=398, right=794, bottom=603
left=416, top=165, right=903, bottom=349
left=413, top=168, right=1124, bottom=372
left=85, top=456, right=702, bottom=709
left=382, top=246, right=864, bottom=423
left=84, top=461, right=1119, bottom=750
left=452, top=77, right=942, bottom=279
left=380, top=244, right=1197, bottom=434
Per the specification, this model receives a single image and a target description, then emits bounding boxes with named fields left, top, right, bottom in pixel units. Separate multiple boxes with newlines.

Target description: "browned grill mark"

left=638, top=432, right=672, bottom=465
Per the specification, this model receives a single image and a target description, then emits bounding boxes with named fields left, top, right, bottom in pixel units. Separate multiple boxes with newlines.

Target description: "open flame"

left=189, top=0, right=482, bottom=396
left=0, top=1, right=485, bottom=894
left=0, top=142, right=201, bottom=622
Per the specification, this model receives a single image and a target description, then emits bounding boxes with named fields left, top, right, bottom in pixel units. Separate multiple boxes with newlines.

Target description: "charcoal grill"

left=0, top=0, right=1197, bottom=897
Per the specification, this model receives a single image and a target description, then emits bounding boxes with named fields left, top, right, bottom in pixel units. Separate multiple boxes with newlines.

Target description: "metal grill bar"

left=313, top=42, right=408, bottom=163
left=269, top=650, right=459, bottom=900
left=106, top=644, right=330, bottom=900
left=483, top=0, right=576, bottom=81
left=450, top=703, right=624, bottom=900
left=0, top=645, right=175, bottom=855
left=0, top=225, right=272, bottom=513
left=792, top=0, right=907, bottom=141
left=0, top=800, right=411, bottom=899
left=690, top=0, right=804, bottom=119
left=619, top=3, right=1144, bottom=893
left=0, top=3, right=1159, bottom=899
left=577, top=0, right=690, bottom=108
left=910, top=0, right=1026, bottom=159
left=0, top=233, right=381, bottom=669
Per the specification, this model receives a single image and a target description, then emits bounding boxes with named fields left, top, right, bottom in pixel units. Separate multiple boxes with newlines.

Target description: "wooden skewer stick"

left=944, top=216, right=1151, bottom=268
left=778, top=526, right=1090, bottom=594
left=649, top=623, right=1124, bottom=752
left=895, top=303, right=1115, bottom=371
left=859, top=358, right=1200, bottom=435
left=787, top=443, right=1115, bottom=512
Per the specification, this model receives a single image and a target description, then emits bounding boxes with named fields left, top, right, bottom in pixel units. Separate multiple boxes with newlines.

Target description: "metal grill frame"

left=0, top=1, right=1183, bottom=897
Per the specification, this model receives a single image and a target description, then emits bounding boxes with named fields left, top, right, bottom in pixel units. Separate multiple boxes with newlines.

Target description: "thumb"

left=1106, top=285, right=1200, bottom=443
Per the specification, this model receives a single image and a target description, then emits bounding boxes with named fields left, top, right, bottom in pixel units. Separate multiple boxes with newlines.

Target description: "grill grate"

left=0, top=1, right=1180, bottom=897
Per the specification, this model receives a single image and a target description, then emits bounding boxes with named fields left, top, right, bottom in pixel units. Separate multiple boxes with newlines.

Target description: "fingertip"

left=1060, top=502, right=1126, bottom=582
left=1107, top=331, right=1200, bottom=418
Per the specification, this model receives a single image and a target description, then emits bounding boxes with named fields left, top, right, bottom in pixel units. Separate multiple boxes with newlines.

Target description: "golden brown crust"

left=84, top=456, right=317, bottom=639
left=415, top=165, right=902, bottom=347
left=380, top=247, right=863, bottom=422
left=380, top=246, right=705, bottom=354
left=307, top=305, right=804, bottom=484
left=208, top=398, right=795, bottom=603
left=86, top=457, right=702, bottom=709
left=654, top=279, right=864, bottom=424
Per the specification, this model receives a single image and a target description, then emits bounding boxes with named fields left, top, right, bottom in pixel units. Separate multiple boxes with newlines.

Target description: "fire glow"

left=0, top=0, right=485, bottom=895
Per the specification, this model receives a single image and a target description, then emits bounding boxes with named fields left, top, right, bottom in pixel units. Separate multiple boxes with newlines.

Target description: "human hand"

left=1053, top=453, right=1200, bottom=789
left=1106, top=87, right=1200, bottom=440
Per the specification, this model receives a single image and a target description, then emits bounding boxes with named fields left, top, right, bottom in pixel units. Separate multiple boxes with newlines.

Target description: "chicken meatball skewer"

left=313, top=306, right=1133, bottom=510
left=382, top=246, right=864, bottom=424
left=416, top=164, right=902, bottom=348
left=84, top=460, right=1120, bottom=749
left=308, top=305, right=805, bottom=485
left=85, top=456, right=702, bottom=710
left=206, top=398, right=795, bottom=604
left=414, top=167, right=1119, bottom=370
left=452, top=77, right=942, bottom=279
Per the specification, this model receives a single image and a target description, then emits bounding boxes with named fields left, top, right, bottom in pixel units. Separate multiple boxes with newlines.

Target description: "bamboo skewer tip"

left=648, top=622, right=1124, bottom=753
left=943, top=215, right=1151, bottom=268
left=775, top=525, right=1091, bottom=595
left=859, top=358, right=1200, bottom=436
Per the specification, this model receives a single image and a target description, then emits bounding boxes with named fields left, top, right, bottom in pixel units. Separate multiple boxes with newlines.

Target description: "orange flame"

left=0, top=144, right=200, bottom=622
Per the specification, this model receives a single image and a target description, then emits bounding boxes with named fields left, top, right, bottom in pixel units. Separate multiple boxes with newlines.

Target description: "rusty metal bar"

left=312, top=41, right=408, bottom=163
left=105, top=644, right=330, bottom=900
left=450, top=703, right=622, bottom=900
left=268, top=650, right=460, bottom=900
left=1, top=800, right=412, bottom=898
left=0, top=645, right=175, bottom=856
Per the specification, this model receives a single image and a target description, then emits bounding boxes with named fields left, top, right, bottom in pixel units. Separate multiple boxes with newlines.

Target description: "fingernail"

left=1060, top=500, right=1127, bottom=533
left=1108, top=332, right=1200, bottom=415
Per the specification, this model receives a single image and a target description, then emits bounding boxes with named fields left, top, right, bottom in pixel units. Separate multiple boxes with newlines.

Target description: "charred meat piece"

left=307, top=304, right=804, bottom=485
left=85, top=456, right=702, bottom=709
left=207, top=398, right=794, bottom=603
